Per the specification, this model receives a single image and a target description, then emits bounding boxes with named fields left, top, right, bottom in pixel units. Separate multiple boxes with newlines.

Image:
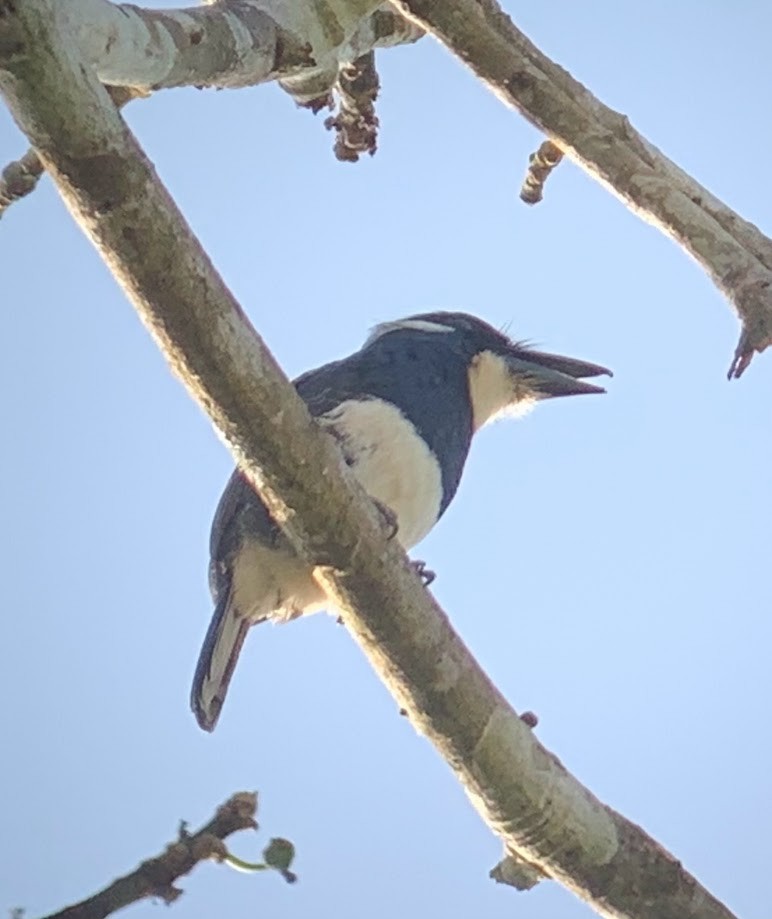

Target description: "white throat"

left=467, top=350, right=537, bottom=431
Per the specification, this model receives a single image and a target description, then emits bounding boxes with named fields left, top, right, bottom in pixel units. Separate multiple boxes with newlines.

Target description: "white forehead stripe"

left=365, top=319, right=455, bottom=345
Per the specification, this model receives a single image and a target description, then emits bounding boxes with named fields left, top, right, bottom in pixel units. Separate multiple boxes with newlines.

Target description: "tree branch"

left=52, top=0, right=336, bottom=90
left=0, top=3, right=739, bottom=919
left=0, top=85, right=146, bottom=217
left=392, top=0, right=772, bottom=378
left=34, top=0, right=420, bottom=93
left=39, top=793, right=260, bottom=919
left=0, top=0, right=422, bottom=212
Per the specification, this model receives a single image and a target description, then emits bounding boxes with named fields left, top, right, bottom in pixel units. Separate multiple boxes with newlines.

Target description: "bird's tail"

left=190, top=585, right=251, bottom=732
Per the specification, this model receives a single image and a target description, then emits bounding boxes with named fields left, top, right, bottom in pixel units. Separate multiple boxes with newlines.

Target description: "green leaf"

left=263, top=838, right=297, bottom=883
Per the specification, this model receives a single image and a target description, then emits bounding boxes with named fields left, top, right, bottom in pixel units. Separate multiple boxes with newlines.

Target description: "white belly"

left=320, top=398, right=443, bottom=550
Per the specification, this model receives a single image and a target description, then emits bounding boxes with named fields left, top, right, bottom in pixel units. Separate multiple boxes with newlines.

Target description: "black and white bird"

left=191, top=312, right=611, bottom=731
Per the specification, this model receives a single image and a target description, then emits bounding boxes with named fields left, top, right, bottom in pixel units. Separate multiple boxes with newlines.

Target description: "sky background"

left=2, top=2, right=770, bottom=917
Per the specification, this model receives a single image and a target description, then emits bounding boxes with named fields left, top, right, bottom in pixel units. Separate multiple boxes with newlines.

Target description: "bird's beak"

left=504, top=349, right=613, bottom=397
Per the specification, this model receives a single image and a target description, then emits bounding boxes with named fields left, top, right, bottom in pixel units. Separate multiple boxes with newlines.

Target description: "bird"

left=191, top=311, right=611, bottom=731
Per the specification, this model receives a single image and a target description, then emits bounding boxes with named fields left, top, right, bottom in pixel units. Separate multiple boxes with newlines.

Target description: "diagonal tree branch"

left=39, top=793, right=260, bottom=919
left=0, top=3, right=740, bottom=919
left=0, top=85, right=147, bottom=218
left=392, top=0, right=772, bottom=378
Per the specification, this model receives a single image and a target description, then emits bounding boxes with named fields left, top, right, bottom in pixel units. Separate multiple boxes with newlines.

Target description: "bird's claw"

left=373, top=499, right=399, bottom=540
left=410, top=559, right=436, bottom=586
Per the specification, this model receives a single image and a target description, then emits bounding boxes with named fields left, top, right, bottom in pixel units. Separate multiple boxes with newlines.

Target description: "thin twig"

left=520, top=140, right=564, bottom=205
left=0, top=147, right=44, bottom=215
left=40, top=793, right=259, bottom=919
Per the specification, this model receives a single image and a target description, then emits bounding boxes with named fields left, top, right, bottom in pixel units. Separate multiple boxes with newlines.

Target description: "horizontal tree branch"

left=40, top=793, right=259, bottom=919
left=59, top=0, right=291, bottom=89
left=0, top=3, right=738, bottom=919
left=392, top=0, right=772, bottom=378
left=52, top=0, right=420, bottom=92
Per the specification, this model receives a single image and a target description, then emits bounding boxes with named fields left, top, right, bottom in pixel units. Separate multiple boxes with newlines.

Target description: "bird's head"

left=367, top=311, right=612, bottom=430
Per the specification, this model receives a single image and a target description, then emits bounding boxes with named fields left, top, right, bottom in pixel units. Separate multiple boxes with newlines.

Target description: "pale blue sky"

left=2, top=3, right=770, bottom=917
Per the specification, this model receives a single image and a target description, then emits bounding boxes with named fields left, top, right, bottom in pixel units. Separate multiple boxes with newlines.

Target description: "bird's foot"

left=410, top=559, right=436, bottom=586
left=372, top=499, right=399, bottom=540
